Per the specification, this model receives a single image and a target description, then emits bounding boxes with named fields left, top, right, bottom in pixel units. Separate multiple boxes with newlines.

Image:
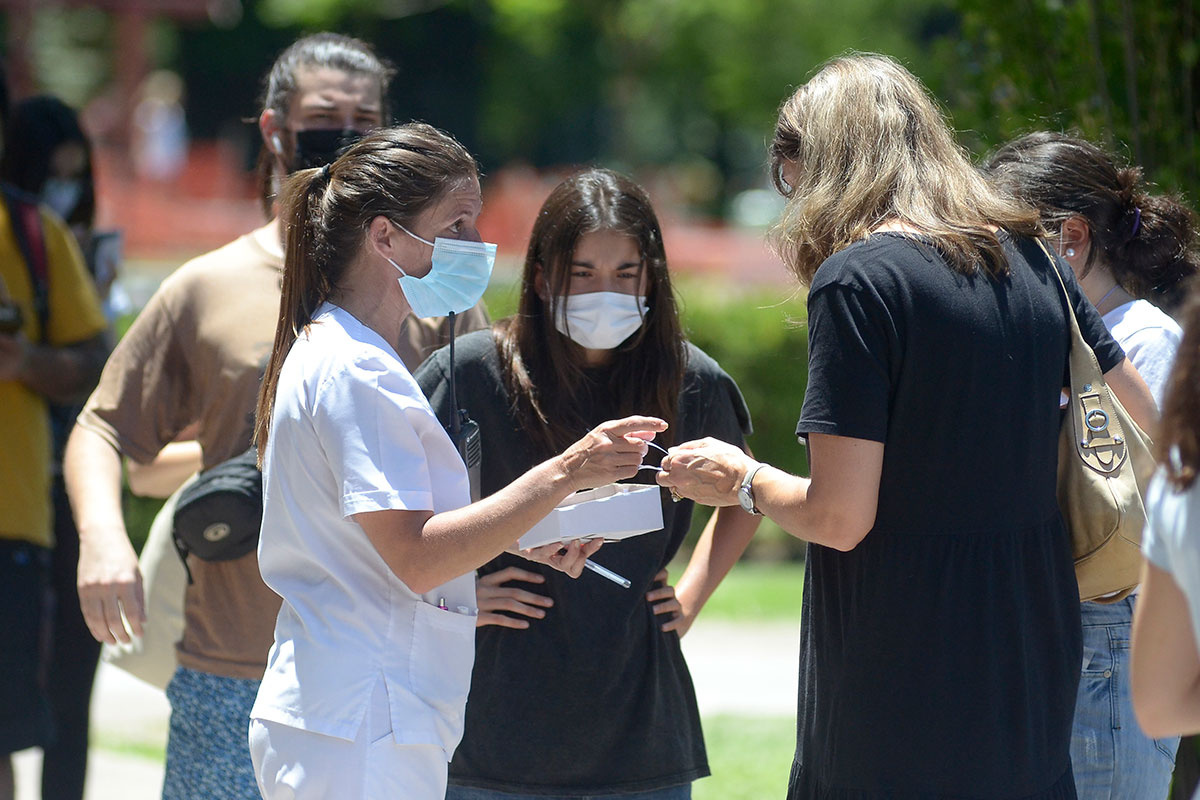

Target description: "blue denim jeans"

left=446, top=784, right=691, bottom=800
left=1070, top=596, right=1179, bottom=800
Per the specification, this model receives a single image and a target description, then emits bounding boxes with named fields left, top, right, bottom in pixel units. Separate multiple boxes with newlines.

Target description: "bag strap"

left=1034, top=238, right=1104, bottom=380
left=1034, top=238, right=1130, bottom=474
left=1, top=186, right=49, bottom=340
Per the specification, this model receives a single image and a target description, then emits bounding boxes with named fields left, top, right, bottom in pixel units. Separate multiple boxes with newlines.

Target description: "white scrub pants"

left=249, top=680, right=447, bottom=799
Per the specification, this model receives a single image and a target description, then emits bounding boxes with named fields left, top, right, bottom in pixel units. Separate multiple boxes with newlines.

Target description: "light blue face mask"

left=383, top=223, right=497, bottom=319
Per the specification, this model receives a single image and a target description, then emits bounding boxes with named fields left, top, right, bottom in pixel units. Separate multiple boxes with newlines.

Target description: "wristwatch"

left=737, top=462, right=767, bottom=515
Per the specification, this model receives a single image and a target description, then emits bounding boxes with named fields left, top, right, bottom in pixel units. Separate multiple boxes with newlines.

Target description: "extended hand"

left=657, top=437, right=756, bottom=507
left=476, top=566, right=553, bottom=629
left=77, top=530, right=145, bottom=645
left=520, top=538, right=604, bottom=578
left=559, top=416, right=668, bottom=491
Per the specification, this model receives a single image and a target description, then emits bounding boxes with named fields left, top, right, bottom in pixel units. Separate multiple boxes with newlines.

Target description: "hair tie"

left=1130, top=206, right=1142, bottom=238
left=320, top=163, right=332, bottom=182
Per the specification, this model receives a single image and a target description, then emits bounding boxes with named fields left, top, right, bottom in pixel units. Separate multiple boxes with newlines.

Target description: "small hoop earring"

left=1066, top=247, right=1076, bottom=257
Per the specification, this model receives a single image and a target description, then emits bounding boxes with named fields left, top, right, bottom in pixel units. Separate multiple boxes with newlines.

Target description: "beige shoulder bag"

left=1038, top=239, right=1154, bottom=602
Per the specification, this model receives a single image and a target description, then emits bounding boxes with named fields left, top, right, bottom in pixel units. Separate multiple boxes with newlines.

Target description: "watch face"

left=737, top=485, right=754, bottom=513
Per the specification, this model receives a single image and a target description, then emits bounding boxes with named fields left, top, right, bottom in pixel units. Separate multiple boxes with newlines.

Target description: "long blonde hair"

left=769, top=53, right=1040, bottom=285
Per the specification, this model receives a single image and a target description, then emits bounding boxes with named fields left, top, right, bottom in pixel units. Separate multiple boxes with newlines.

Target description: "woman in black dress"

left=657, top=54, right=1158, bottom=799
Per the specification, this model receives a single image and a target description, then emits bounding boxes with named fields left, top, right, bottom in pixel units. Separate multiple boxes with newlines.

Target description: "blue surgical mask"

left=383, top=223, right=497, bottom=318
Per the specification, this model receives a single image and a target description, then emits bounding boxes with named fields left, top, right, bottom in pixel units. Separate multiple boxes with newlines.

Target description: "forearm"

left=753, top=466, right=860, bottom=550
left=675, top=506, right=761, bottom=622
left=20, top=336, right=107, bottom=404
left=64, top=424, right=147, bottom=643
left=126, top=440, right=203, bottom=498
left=1132, top=561, right=1200, bottom=737
left=64, top=425, right=129, bottom=546
left=375, top=456, right=577, bottom=593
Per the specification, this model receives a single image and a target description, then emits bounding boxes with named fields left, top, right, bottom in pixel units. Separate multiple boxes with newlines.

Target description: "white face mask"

left=41, top=178, right=83, bottom=220
left=553, top=291, right=649, bottom=350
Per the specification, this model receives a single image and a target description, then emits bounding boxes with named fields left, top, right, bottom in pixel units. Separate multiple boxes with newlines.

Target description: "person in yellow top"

left=0, top=86, right=108, bottom=800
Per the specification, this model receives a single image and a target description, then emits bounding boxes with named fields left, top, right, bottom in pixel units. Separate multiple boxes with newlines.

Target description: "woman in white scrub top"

left=1133, top=289, right=1200, bottom=789
left=247, top=124, right=667, bottom=800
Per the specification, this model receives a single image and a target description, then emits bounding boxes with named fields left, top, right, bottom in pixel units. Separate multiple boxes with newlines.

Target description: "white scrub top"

left=1143, top=468, right=1200, bottom=656
left=252, top=302, right=476, bottom=758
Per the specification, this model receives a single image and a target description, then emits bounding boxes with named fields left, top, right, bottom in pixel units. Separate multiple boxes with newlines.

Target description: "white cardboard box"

left=517, top=484, right=664, bottom=550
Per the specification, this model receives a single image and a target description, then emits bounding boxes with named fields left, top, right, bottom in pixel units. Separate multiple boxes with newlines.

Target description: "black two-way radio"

left=446, top=311, right=482, bottom=501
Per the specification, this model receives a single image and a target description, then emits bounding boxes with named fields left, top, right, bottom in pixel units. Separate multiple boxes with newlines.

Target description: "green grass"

left=91, top=734, right=166, bottom=762
left=92, top=715, right=796, bottom=799
left=695, top=714, right=796, bottom=799
left=670, top=558, right=805, bottom=621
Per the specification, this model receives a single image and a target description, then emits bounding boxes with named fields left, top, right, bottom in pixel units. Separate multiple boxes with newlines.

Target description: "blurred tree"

left=243, top=0, right=953, bottom=215
left=473, top=0, right=952, bottom=213
left=926, top=0, right=1200, bottom=195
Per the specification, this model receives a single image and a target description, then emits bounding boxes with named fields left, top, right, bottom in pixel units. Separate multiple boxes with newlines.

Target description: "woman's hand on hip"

left=647, top=568, right=690, bottom=635
left=656, top=437, right=756, bottom=507
left=475, top=566, right=554, bottom=629
left=557, top=416, right=668, bottom=491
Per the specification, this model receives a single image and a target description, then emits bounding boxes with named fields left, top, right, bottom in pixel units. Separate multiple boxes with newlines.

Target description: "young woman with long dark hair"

left=249, top=130, right=664, bottom=798
left=414, top=167, right=760, bottom=799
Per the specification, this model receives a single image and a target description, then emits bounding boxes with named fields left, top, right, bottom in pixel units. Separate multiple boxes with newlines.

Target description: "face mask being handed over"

left=554, top=291, right=649, bottom=350
left=383, top=224, right=497, bottom=318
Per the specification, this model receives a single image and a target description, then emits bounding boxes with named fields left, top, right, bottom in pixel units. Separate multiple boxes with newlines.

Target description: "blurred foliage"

left=675, top=278, right=810, bottom=560
left=926, top=0, right=1200, bottom=197
left=164, top=0, right=950, bottom=216
left=124, top=492, right=163, bottom=555
left=19, top=0, right=1200, bottom=204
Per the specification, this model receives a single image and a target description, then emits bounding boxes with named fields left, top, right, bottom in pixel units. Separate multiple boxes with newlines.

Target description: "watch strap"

left=740, top=462, right=767, bottom=515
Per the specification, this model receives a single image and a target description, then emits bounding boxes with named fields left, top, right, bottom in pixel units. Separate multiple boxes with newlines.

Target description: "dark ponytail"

left=253, top=123, right=479, bottom=462
left=253, top=166, right=330, bottom=465
left=984, top=132, right=1200, bottom=311
left=1114, top=166, right=1199, bottom=309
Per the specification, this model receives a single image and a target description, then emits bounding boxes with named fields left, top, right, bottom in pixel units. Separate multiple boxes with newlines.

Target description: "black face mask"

left=292, top=128, right=364, bottom=171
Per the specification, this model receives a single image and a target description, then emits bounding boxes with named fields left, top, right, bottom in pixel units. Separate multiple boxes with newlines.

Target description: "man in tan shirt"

left=64, top=33, right=486, bottom=799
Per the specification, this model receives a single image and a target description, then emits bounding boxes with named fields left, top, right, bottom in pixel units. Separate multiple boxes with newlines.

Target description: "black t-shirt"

left=787, top=233, right=1122, bottom=799
left=416, top=330, right=752, bottom=795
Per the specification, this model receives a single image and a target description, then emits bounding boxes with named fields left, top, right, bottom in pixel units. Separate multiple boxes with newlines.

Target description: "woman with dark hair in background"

left=3, top=95, right=97, bottom=228
left=657, top=54, right=1158, bottom=799
left=415, top=168, right=760, bottom=799
left=1132, top=288, right=1200, bottom=781
left=250, top=128, right=664, bottom=798
left=1, top=96, right=122, bottom=314
left=0, top=94, right=114, bottom=800
left=986, top=131, right=1200, bottom=800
